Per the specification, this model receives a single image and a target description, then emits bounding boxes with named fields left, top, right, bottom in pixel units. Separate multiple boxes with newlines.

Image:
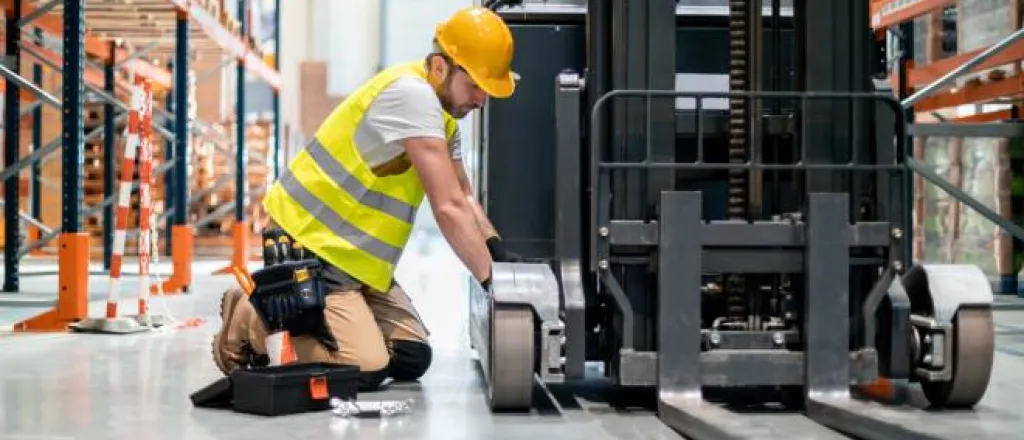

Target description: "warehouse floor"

left=2, top=228, right=1024, bottom=439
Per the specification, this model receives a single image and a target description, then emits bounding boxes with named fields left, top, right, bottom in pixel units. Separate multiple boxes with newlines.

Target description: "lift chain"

left=725, top=0, right=753, bottom=324
left=728, top=0, right=750, bottom=220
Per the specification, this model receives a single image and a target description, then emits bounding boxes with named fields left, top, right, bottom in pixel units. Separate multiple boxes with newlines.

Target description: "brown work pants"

left=239, top=282, right=432, bottom=389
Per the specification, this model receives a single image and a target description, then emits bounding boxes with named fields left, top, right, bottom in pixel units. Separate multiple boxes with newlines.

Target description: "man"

left=210, top=6, right=521, bottom=390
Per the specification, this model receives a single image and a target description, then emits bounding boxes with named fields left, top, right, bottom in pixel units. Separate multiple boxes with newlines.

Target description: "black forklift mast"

left=582, top=0, right=906, bottom=388
left=470, top=1, right=997, bottom=439
left=579, top=0, right=908, bottom=386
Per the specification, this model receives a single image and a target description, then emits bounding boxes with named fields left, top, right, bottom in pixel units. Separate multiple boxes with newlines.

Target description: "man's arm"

left=363, top=77, right=493, bottom=283
left=404, top=137, right=492, bottom=283
left=452, top=158, right=522, bottom=262
left=452, top=158, right=498, bottom=240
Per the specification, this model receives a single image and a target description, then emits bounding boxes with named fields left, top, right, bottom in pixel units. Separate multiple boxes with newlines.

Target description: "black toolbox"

left=230, top=363, right=360, bottom=416
left=189, top=376, right=234, bottom=409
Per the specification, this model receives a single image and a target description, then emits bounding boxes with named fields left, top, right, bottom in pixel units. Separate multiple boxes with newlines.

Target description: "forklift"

left=467, top=0, right=997, bottom=438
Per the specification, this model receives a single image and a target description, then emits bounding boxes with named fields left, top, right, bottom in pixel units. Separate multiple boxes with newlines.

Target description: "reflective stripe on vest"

left=263, top=61, right=458, bottom=292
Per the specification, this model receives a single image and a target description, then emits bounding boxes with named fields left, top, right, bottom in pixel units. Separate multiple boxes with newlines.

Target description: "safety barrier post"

left=136, top=78, right=154, bottom=318
left=104, top=76, right=144, bottom=320
left=65, top=76, right=165, bottom=334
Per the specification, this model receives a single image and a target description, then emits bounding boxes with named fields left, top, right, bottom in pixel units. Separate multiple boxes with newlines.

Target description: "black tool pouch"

left=248, top=259, right=327, bottom=335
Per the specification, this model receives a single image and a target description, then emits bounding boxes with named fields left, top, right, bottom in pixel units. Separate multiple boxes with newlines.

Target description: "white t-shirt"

left=353, top=76, right=462, bottom=172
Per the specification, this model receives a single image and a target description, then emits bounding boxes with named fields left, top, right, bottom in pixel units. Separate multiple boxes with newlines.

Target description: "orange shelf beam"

left=0, top=32, right=131, bottom=101
left=165, top=0, right=281, bottom=90
left=871, top=0, right=955, bottom=30
left=0, top=81, right=39, bottom=103
left=907, top=39, right=1024, bottom=89
left=950, top=109, right=1014, bottom=123
left=0, top=0, right=171, bottom=89
left=911, top=75, right=1024, bottom=113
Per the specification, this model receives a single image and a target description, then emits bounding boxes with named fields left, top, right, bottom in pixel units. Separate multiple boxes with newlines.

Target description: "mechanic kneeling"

left=210, top=7, right=522, bottom=391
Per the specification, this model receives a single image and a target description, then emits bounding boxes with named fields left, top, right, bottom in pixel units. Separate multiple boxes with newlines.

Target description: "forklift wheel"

left=487, top=306, right=535, bottom=411
left=919, top=307, right=994, bottom=409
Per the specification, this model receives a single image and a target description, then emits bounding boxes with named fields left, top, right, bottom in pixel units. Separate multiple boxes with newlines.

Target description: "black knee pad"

left=358, top=368, right=389, bottom=392
left=388, top=340, right=432, bottom=381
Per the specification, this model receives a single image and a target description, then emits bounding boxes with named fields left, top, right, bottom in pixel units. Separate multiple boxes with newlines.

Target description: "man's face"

left=436, top=62, right=488, bottom=119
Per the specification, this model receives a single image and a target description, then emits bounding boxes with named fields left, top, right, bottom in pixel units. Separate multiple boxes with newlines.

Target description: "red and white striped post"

left=136, top=79, right=154, bottom=318
left=104, top=75, right=154, bottom=320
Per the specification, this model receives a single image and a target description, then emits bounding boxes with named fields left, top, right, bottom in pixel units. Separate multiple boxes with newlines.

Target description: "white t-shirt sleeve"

left=363, top=77, right=447, bottom=145
left=356, top=76, right=463, bottom=168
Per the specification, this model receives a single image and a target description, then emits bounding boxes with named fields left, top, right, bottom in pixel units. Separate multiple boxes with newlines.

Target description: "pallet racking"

left=872, top=0, right=1024, bottom=295
left=0, top=0, right=283, bottom=331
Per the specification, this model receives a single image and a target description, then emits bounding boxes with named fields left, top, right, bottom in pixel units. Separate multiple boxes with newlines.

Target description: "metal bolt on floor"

left=330, top=397, right=415, bottom=418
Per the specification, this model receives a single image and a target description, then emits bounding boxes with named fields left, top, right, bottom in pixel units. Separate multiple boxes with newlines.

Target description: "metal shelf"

left=906, top=39, right=1024, bottom=89
left=870, top=0, right=956, bottom=30
left=910, top=75, right=1024, bottom=113
left=0, top=31, right=132, bottom=92
left=17, top=0, right=278, bottom=90
left=871, top=0, right=1024, bottom=113
left=164, top=0, right=280, bottom=89
left=0, top=0, right=282, bottom=316
left=7, top=0, right=171, bottom=87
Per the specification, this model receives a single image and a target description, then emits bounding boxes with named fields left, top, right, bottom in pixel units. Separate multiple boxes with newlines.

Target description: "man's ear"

left=434, top=56, right=451, bottom=80
left=425, top=55, right=439, bottom=82
left=427, top=55, right=450, bottom=91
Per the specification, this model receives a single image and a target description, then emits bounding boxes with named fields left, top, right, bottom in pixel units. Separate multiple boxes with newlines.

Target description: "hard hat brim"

left=472, top=70, right=517, bottom=99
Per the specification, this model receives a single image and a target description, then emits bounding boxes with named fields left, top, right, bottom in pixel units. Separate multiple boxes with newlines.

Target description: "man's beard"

left=439, top=90, right=472, bottom=119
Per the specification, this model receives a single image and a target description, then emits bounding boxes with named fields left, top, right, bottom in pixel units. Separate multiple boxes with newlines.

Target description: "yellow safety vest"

left=263, top=61, right=459, bottom=292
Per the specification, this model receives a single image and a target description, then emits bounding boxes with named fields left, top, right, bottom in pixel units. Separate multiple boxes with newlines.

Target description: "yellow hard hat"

left=434, top=7, right=517, bottom=98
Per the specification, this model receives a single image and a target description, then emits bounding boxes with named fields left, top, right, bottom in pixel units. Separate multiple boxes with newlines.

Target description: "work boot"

left=211, top=287, right=269, bottom=375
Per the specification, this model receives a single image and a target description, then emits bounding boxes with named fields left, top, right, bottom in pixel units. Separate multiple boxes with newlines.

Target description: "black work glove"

left=480, top=276, right=491, bottom=292
left=486, top=236, right=523, bottom=262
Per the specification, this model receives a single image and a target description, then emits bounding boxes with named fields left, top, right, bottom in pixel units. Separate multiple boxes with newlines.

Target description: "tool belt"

left=248, top=227, right=339, bottom=352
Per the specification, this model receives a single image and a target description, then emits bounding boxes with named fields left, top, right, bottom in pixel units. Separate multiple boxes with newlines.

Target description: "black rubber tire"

left=486, top=306, right=535, bottom=411
left=920, top=308, right=994, bottom=409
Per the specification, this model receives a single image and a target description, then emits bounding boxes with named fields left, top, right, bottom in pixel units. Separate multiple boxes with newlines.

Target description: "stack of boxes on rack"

left=195, top=0, right=268, bottom=58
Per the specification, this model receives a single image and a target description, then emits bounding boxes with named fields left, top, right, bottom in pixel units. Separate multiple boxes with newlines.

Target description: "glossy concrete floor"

left=1, top=228, right=1024, bottom=439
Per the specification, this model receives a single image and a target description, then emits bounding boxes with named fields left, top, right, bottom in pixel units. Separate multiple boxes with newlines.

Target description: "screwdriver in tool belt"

left=292, top=240, right=307, bottom=260
left=262, top=234, right=279, bottom=267
left=277, top=235, right=293, bottom=262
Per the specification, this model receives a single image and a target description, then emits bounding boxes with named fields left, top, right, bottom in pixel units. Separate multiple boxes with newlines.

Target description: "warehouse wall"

left=279, top=0, right=313, bottom=140
left=383, top=0, right=469, bottom=65
left=283, top=0, right=475, bottom=134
